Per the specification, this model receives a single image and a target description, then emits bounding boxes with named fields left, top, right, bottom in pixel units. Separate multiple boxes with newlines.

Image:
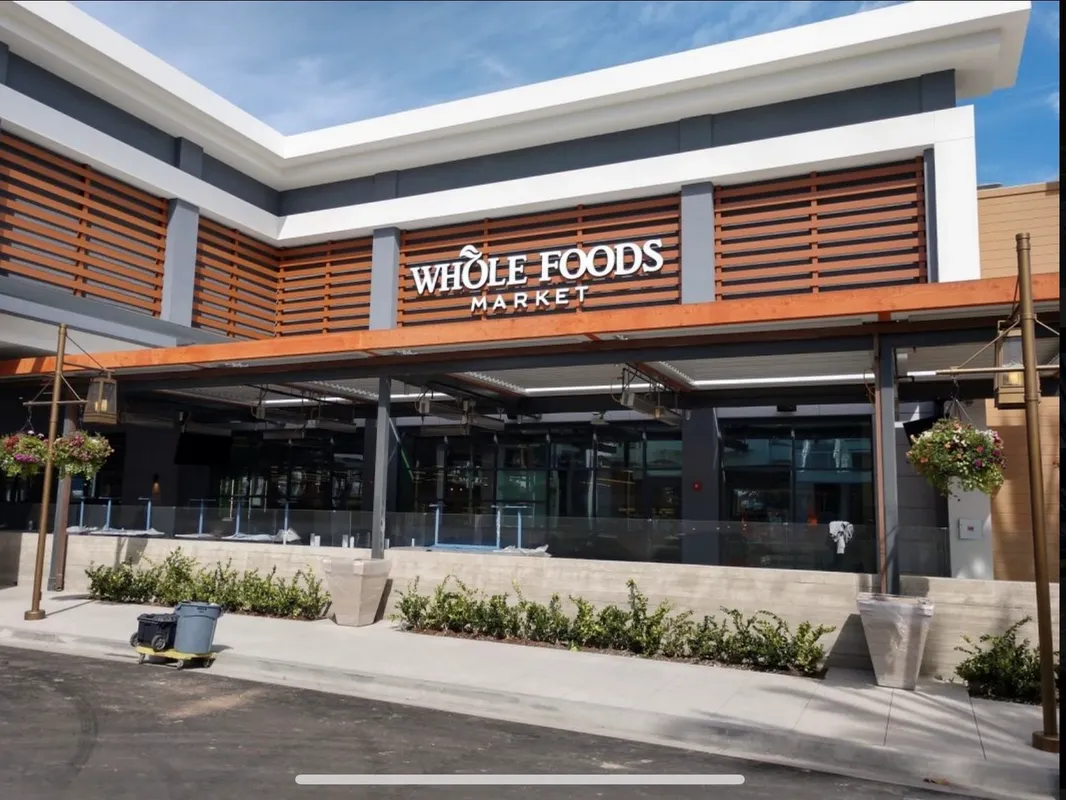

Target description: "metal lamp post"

left=1008, top=233, right=1058, bottom=754
left=24, top=324, right=67, bottom=621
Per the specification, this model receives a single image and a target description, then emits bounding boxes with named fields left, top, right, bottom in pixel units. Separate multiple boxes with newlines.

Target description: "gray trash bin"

left=173, top=601, right=222, bottom=655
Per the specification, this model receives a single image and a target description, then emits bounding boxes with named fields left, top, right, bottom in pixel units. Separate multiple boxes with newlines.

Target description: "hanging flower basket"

left=0, top=432, right=50, bottom=479
left=51, top=430, right=114, bottom=479
left=906, top=418, right=1006, bottom=497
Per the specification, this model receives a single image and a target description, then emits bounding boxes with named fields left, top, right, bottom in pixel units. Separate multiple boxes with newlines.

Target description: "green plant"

left=392, top=578, right=835, bottom=677
left=625, top=579, right=672, bottom=656
left=568, top=597, right=599, bottom=648
left=84, top=547, right=331, bottom=620
left=50, top=430, right=113, bottom=478
left=0, top=432, right=49, bottom=479
left=906, top=418, right=1006, bottom=497
left=396, top=578, right=431, bottom=631
left=660, top=611, right=696, bottom=659
left=955, top=617, right=1060, bottom=704
left=594, top=604, right=631, bottom=650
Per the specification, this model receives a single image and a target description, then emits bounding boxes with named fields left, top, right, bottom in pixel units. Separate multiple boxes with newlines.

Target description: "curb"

left=0, top=626, right=1057, bottom=800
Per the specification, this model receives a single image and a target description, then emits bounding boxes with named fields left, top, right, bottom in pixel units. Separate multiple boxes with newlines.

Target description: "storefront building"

left=0, top=2, right=1058, bottom=583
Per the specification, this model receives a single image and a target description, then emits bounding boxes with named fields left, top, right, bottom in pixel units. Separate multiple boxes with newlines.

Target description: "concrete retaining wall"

left=1, top=532, right=1057, bottom=677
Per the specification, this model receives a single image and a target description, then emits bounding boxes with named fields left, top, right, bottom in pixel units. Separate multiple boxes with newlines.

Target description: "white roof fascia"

left=0, top=1, right=1030, bottom=189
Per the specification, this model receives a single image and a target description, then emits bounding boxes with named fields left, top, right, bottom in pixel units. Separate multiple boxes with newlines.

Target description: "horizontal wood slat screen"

left=398, top=195, right=681, bottom=326
left=714, top=158, right=927, bottom=300
left=277, top=238, right=373, bottom=336
left=193, top=221, right=373, bottom=339
left=0, top=132, right=167, bottom=315
left=194, top=218, right=279, bottom=339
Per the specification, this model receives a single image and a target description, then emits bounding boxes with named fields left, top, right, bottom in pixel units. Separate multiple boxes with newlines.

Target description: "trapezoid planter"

left=322, top=557, right=392, bottom=628
left=857, top=592, right=935, bottom=690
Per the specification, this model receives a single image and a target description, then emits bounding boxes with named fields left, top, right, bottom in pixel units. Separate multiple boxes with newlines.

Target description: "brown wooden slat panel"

left=192, top=223, right=373, bottom=339
left=276, top=237, right=373, bottom=337
left=0, top=132, right=166, bottom=315
left=398, top=195, right=681, bottom=326
left=714, top=158, right=927, bottom=300
left=194, top=218, right=279, bottom=339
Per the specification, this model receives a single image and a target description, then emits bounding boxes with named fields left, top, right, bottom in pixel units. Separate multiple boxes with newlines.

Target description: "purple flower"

left=975, top=459, right=984, bottom=468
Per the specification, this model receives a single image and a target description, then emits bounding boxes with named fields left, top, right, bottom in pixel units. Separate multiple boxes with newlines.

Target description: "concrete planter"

left=322, top=557, right=392, bottom=627
left=857, top=592, right=935, bottom=690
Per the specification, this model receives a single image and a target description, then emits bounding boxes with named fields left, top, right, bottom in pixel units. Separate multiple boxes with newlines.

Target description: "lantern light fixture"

left=993, top=324, right=1026, bottom=409
left=83, top=373, right=119, bottom=426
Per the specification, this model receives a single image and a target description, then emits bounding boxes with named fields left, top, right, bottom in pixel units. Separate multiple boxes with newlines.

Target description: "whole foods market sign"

left=410, top=240, right=665, bottom=313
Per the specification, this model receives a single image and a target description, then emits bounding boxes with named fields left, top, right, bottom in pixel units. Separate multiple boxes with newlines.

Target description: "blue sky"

left=74, top=0, right=1060, bottom=186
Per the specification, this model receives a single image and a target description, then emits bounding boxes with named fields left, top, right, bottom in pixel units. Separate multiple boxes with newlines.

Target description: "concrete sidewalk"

left=0, top=586, right=1057, bottom=800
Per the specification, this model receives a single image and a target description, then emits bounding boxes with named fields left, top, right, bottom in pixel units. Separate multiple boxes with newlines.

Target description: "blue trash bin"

left=173, top=601, right=222, bottom=655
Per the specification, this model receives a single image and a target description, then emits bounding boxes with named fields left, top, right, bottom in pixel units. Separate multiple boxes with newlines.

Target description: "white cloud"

left=1048, top=90, right=1060, bottom=117
left=72, top=0, right=900, bottom=134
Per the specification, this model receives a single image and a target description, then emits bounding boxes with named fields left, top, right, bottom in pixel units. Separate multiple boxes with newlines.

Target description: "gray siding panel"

left=5, top=52, right=175, bottom=164
left=0, top=46, right=956, bottom=219
left=284, top=72, right=956, bottom=214
left=711, top=76, right=930, bottom=146
left=200, top=153, right=279, bottom=214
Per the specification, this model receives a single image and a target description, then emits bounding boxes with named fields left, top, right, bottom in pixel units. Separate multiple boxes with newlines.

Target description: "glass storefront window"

left=595, top=440, right=626, bottom=469
left=548, top=466, right=594, bottom=518
left=794, top=471, right=875, bottom=526
left=645, top=440, right=682, bottom=472
left=720, top=418, right=874, bottom=526
left=721, top=423, right=793, bottom=467
left=595, top=468, right=637, bottom=517
left=645, top=473, right=682, bottom=518
left=496, top=470, right=546, bottom=505
left=501, top=442, right=547, bottom=470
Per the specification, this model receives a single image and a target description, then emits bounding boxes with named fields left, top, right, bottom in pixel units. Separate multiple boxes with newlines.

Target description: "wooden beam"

left=0, top=276, right=1056, bottom=379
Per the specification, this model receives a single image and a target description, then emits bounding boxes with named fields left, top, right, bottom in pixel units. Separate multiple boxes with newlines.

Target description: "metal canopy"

left=133, top=336, right=1059, bottom=421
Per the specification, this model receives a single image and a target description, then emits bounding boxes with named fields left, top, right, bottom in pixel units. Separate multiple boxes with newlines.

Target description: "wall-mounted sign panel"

left=397, top=195, right=680, bottom=326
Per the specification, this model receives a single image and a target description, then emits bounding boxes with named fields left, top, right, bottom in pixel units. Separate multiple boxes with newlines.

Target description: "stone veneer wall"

left=0, top=532, right=1057, bottom=677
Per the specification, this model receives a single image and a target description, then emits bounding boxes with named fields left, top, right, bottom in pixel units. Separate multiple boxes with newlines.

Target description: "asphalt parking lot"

left=0, top=645, right=974, bottom=800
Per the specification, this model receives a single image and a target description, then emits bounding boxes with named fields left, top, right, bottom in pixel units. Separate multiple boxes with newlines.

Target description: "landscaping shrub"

left=955, top=617, right=1061, bottom=704
left=394, top=576, right=834, bottom=677
left=85, top=548, right=330, bottom=620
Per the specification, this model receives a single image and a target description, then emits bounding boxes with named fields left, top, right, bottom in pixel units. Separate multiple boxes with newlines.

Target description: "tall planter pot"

left=857, top=592, right=935, bottom=690
left=322, top=557, right=392, bottom=627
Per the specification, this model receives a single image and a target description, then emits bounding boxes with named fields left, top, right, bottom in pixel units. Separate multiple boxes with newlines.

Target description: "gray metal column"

left=922, top=148, right=939, bottom=282
left=47, top=405, right=78, bottom=591
left=680, top=183, right=716, bottom=304
left=362, top=420, right=398, bottom=512
left=160, top=199, right=199, bottom=325
left=370, top=377, right=392, bottom=559
left=680, top=408, right=721, bottom=565
left=160, top=138, right=203, bottom=326
left=876, top=338, right=901, bottom=595
left=369, top=227, right=401, bottom=330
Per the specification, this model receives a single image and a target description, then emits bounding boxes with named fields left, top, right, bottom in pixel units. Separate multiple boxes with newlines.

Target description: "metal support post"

left=873, top=334, right=901, bottom=596
left=1016, top=233, right=1059, bottom=754
left=25, top=324, right=67, bottom=621
left=370, top=377, right=391, bottom=559
left=49, top=403, right=78, bottom=591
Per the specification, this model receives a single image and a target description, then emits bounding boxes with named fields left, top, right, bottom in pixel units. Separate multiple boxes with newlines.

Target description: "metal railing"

left=0, top=500, right=952, bottom=576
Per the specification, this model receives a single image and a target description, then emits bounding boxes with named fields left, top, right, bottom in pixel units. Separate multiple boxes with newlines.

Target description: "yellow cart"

left=133, top=643, right=216, bottom=670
